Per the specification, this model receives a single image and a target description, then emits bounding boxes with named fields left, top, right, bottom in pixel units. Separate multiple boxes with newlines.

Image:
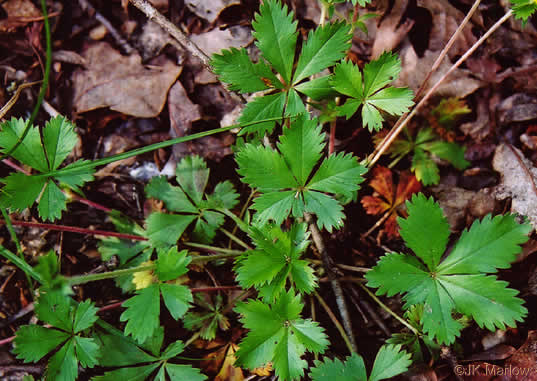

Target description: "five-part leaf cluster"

left=366, top=194, right=531, bottom=344
left=4, top=0, right=536, bottom=380
left=0, top=116, right=94, bottom=220
left=236, top=114, right=367, bottom=231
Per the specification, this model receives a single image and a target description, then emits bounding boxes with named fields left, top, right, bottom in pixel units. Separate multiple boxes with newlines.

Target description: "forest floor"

left=1, top=0, right=537, bottom=380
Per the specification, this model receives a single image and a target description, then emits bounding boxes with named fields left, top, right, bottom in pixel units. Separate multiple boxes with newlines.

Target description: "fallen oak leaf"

left=72, top=42, right=181, bottom=118
left=361, top=166, right=421, bottom=238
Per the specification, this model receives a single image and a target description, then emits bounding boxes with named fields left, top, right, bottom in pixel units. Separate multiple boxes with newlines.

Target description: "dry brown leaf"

left=168, top=81, right=201, bottom=137
left=214, top=344, right=244, bottom=381
left=395, top=45, right=482, bottom=98
left=430, top=184, right=475, bottom=230
left=371, top=0, right=414, bottom=59
left=417, top=0, right=476, bottom=59
left=493, top=144, right=537, bottom=231
left=72, top=42, right=181, bottom=118
left=499, top=331, right=537, bottom=381
left=0, top=0, right=41, bottom=33
left=185, top=0, right=240, bottom=23
left=190, top=26, right=253, bottom=56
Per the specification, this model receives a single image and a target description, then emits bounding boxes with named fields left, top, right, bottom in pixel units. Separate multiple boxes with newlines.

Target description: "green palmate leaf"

left=398, top=193, right=450, bottom=271
left=13, top=294, right=100, bottom=381
left=366, top=193, right=530, bottom=344
left=237, top=92, right=287, bottom=136
left=235, top=291, right=329, bottom=381
left=156, top=247, right=190, bottom=281
left=389, top=127, right=469, bottom=186
left=235, top=223, right=316, bottom=301
left=183, top=294, right=230, bottom=340
left=212, top=0, right=351, bottom=136
left=210, top=48, right=280, bottom=93
left=121, top=284, right=161, bottom=343
left=294, top=76, right=337, bottom=100
left=252, top=0, right=297, bottom=83
left=0, top=117, right=48, bottom=172
left=46, top=339, right=78, bottom=381
left=331, top=53, right=414, bottom=131
left=411, top=147, right=439, bottom=185
left=309, top=345, right=411, bottom=381
left=510, top=0, right=537, bottom=22
left=93, top=326, right=207, bottom=381
left=121, top=249, right=193, bottom=342
left=0, top=116, right=94, bottom=221
left=145, top=156, right=238, bottom=246
left=236, top=115, right=366, bottom=231
left=14, top=326, right=70, bottom=362
left=293, top=21, right=352, bottom=84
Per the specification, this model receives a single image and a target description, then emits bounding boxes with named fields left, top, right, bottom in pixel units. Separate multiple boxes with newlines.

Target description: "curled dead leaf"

left=72, top=42, right=181, bottom=118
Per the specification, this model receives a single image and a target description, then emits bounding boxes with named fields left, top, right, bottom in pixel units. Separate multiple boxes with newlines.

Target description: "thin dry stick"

left=368, top=10, right=513, bottom=168
left=0, top=81, right=42, bottom=120
left=313, top=291, right=354, bottom=354
left=305, top=213, right=357, bottom=352
left=78, top=0, right=134, bottom=54
left=369, top=0, right=481, bottom=163
left=128, top=0, right=209, bottom=67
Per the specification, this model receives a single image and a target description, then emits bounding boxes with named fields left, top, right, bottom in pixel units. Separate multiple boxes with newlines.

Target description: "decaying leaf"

left=0, top=0, right=41, bottom=33
left=493, top=143, right=537, bottom=231
left=215, top=344, right=244, bottom=381
left=72, top=42, right=182, bottom=117
left=190, top=26, right=253, bottom=56
left=501, top=331, right=537, bottom=381
left=395, top=46, right=482, bottom=98
left=185, top=0, right=240, bottom=23
left=361, top=166, right=421, bottom=238
left=370, top=0, right=414, bottom=59
left=417, top=0, right=477, bottom=59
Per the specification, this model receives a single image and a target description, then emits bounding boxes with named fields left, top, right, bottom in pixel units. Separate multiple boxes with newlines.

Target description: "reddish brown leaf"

left=361, top=166, right=421, bottom=238
left=369, top=166, right=395, bottom=203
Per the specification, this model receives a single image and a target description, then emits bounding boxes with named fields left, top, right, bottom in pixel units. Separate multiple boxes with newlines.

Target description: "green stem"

left=42, top=116, right=296, bottom=178
left=357, top=282, right=419, bottom=335
left=191, top=252, right=241, bottom=263
left=0, top=246, right=43, bottom=284
left=314, top=291, right=354, bottom=354
left=1, top=209, right=34, bottom=295
left=184, top=242, right=243, bottom=255
left=0, top=0, right=51, bottom=161
left=219, top=228, right=251, bottom=250
left=66, top=252, right=240, bottom=285
left=67, top=264, right=156, bottom=285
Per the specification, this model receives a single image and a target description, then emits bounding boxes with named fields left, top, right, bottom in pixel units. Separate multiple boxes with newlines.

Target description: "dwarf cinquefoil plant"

left=366, top=193, right=531, bottom=344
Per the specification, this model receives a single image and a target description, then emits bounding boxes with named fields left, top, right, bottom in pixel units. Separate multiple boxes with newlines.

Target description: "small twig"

left=128, top=0, right=209, bottom=66
left=368, top=8, right=512, bottom=168
left=0, top=219, right=147, bottom=241
left=0, top=81, right=42, bottom=120
left=305, top=213, right=357, bottom=352
left=313, top=291, right=354, bottom=354
left=357, top=282, right=419, bottom=335
left=78, top=0, right=134, bottom=54
left=347, top=285, right=391, bottom=336
left=441, top=346, right=464, bottom=381
left=415, top=0, right=482, bottom=100
left=361, top=209, right=392, bottom=239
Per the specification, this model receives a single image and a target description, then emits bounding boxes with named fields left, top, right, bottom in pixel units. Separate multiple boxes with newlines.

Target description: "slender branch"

left=368, top=9, right=512, bottom=168
left=128, top=0, right=209, bottom=67
left=415, top=0, right=481, bottom=99
left=0, top=0, right=51, bottom=162
left=78, top=0, right=134, bottom=54
left=305, top=213, right=357, bottom=352
left=184, top=242, right=244, bottom=255
left=0, top=219, right=147, bottom=241
left=357, top=282, right=419, bottom=335
left=67, top=263, right=156, bottom=285
left=314, top=291, right=354, bottom=354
